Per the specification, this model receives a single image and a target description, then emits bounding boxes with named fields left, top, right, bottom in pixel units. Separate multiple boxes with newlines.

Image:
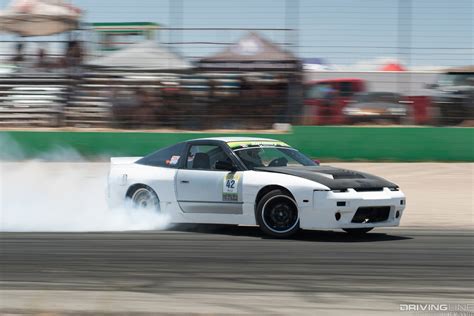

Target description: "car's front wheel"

left=343, top=228, right=373, bottom=235
left=256, top=189, right=299, bottom=238
left=128, top=185, right=160, bottom=212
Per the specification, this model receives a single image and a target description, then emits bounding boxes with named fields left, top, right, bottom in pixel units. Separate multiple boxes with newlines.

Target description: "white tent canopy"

left=87, top=41, right=192, bottom=70
left=0, top=0, right=81, bottom=36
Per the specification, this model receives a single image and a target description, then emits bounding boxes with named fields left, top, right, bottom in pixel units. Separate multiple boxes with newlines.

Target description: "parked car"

left=427, top=66, right=474, bottom=125
left=304, top=78, right=366, bottom=125
left=343, top=92, right=407, bottom=124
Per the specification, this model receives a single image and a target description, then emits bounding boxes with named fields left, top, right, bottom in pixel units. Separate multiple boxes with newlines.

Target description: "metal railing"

left=0, top=70, right=472, bottom=129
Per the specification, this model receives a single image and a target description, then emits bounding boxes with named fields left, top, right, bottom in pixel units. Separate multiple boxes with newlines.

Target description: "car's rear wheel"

left=256, top=189, right=299, bottom=238
left=343, top=228, right=373, bottom=235
left=129, top=185, right=160, bottom=212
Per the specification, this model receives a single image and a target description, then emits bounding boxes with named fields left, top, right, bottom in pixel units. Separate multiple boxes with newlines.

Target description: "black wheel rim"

left=262, top=196, right=298, bottom=233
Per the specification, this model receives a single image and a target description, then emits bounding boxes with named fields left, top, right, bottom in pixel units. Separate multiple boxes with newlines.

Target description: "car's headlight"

left=387, top=107, right=406, bottom=115
left=343, top=107, right=359, bottom=115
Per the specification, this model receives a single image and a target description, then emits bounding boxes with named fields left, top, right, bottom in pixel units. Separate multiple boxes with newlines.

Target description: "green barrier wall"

left=1, top=126, right=473, bottom=161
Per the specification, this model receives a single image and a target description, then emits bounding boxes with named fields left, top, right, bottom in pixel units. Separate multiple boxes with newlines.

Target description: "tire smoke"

left=0, top=136, right=169, bottom=232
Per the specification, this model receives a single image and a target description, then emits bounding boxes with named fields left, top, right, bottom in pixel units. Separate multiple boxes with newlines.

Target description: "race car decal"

left=227, top=140, right=290, bottom=149
left=169, top=155, right=181, bottom=166
left=223, top=172, right=241, bottom=201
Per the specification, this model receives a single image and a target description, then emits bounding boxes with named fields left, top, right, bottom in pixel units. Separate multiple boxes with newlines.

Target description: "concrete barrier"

left=1, top=126, right=473, bottom=161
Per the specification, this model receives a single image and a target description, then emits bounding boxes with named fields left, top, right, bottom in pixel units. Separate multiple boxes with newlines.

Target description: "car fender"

left=241, top=170, right=329, bottom=223
left=108, top=163, right=178, bottom=209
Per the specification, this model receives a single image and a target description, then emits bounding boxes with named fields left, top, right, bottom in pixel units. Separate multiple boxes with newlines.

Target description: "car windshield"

left=438, top=73, right=473, bottom=86
left=233, top=146, right=316, bottom=169
left=354, top=92, right=400, bottom=103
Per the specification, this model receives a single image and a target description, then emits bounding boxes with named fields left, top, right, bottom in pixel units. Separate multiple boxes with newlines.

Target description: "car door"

left=176, top=143, right=243, bottom=214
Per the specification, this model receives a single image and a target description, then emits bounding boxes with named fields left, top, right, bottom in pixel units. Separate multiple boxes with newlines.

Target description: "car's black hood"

left=254, top=166, right=398, bottom=191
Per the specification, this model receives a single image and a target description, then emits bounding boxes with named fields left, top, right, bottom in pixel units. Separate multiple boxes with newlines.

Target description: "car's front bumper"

left=346, top=113, right=404, bottom=122
left=299, top=188, right=406, bottom=230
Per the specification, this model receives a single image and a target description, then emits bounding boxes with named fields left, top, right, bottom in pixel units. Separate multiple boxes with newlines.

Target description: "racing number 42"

left=226, top=179, right=236, bottom=189
left=222, top=173, right=241, bottom=201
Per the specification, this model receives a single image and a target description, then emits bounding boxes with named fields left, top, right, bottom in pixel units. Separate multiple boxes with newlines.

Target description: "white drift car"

left=108, top=137, right=406, bottom=237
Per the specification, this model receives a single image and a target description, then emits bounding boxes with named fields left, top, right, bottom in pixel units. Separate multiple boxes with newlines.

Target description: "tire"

left=256, top=189, right=299, bottom=238
left=392, top=117, right=401, bottom=125
left=128, top=185, right=160, bottom=212
left=439, top=105, right=452, bottom=126
left=343, top=228, right=373, bottom=235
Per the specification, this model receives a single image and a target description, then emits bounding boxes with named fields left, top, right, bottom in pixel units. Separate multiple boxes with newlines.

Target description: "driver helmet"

left=239, top=148, right=263, bottom=167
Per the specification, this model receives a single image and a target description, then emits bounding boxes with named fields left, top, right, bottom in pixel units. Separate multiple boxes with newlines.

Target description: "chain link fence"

left=0, top=0, right=472, bottom=129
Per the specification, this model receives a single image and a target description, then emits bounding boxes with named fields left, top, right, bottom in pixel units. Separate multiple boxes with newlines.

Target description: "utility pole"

left=285, top=0, right=299, bottom=54
left=284, top=0, right=301, bottom=124
left=169, top=0, right=183, bottom=53
left=398, top=0, right=412, bottom=95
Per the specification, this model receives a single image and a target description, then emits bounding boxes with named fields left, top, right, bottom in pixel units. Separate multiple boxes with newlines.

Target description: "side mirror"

left=215, top=160, right=237, bottom=171
left=313, top=159, right=321, bottom=165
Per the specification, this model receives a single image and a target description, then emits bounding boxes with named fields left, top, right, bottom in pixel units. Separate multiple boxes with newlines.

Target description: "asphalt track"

left=1, top=162, right=473, bottom=314
left=1, top=227, right=473, bottom=315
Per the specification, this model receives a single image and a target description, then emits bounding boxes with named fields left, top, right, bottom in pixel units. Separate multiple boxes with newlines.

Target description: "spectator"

left=36, top=48, right=49, bottom=70
left=11, top=43, right=25, bottom=65
left=65, top=40, right=83, bottom=66
left=63, top=40, right=84, bottom=76
left=135, top=88, right=157, bottom=128
left=111, top=88, right=137, bottom=127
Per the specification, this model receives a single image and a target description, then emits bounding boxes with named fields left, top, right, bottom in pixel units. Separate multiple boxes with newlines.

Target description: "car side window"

left=136, top=143, right=186, bottom=168
left=186, top=145, right=232, bottom=170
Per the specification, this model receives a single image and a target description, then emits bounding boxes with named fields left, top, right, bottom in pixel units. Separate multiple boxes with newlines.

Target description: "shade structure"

left=444, top=65, right=474, bottom=73
left=0, top=0, right=81, bottom=36
left=380, top=63, right=406, bottom=72
left=198, top=32, right=300, bottom=71
left=87, top=40, right=192, bottom=71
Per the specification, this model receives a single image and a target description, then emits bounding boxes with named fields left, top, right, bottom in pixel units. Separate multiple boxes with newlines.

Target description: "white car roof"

left=191, top=136, right=279, bottom=142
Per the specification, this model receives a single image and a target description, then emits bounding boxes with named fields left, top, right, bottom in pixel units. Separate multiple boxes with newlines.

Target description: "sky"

left=0, top=0, right=472, bottom=70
